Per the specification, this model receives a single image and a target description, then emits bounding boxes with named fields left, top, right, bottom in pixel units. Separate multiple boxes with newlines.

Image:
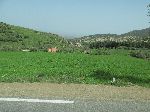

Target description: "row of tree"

left=89, top=40, right=150, bottom=49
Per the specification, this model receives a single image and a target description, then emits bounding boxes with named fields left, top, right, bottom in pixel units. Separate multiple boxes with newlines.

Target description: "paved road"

left=0, top=98, right=150, bottom=112
left=0, top=83, right=149, bottom=112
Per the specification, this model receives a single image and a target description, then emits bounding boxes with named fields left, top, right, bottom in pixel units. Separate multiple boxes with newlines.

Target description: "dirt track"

left=0, top=83, right=149, bottom=101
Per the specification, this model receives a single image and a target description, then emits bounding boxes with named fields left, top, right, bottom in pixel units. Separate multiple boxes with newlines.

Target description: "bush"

left=0, top=46, right=17, bottom=51
left=130, top=50, right=150, bottom=60
left=29, top=47, right=40, bottom=52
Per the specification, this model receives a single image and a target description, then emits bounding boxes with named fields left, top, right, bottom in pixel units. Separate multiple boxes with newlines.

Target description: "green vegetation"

left=0, top=51, right=149, bottom=87
left=89, top=40, right=150, bottom=49
left=130, top=50, right=150, bottom=60
left=0, top=22, right=150, bottom=87
left=70, top=28, right=150, bottom=49
left=0, top=22, right=71, bottom=51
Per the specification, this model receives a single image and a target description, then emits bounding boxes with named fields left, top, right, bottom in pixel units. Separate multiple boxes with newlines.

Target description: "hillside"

left=1, top=22, right=150, bottom=51
left=71, top=28, right=150, bottom=42
left=121, top=28, right=150, bottom=38
left=70, top=28, right=150, bottom=48
left=0, top=22, right=70, bottom=51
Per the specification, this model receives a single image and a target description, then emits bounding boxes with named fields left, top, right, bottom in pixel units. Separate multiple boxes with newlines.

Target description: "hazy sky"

left=0, top=0, right=149, bottom=38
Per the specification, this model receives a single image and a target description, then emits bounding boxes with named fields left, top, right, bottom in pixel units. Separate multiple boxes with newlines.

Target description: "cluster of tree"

left=0, top=22, right=24, bottom=42
left=89, top=39, right=150, bottom=49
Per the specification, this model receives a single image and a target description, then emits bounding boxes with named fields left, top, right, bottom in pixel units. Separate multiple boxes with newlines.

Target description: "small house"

left=48, top=47, right=57, bottom=52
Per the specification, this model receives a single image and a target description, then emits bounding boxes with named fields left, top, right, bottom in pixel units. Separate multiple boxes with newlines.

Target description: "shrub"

left=130, top=50, right=150, bottom=60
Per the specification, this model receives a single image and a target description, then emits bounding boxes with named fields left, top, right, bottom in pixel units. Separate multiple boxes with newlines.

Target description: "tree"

left=148, top=4, right=150, bottom=37
left=148, top=4, right=150, bottom=17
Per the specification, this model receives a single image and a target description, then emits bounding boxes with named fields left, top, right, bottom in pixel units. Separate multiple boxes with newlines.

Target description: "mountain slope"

left=70, top=28, right=150, bottom=44
left=0, top=22, right=70, bottom=51
left=121, top=28, right=150, bottom=38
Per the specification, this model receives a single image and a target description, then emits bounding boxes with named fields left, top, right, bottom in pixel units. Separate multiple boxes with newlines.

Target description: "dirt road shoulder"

left=0, top=83, right=149, bottom=101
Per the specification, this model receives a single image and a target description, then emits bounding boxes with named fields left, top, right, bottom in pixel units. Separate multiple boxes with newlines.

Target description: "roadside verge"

left=0, top=83, right=149, bottom=101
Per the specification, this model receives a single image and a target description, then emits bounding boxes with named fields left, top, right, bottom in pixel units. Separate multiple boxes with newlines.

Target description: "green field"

left=0, top=50, right=150, bottom=87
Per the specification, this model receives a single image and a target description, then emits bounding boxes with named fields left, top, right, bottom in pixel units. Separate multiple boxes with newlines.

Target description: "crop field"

left=0, top=50, right=150, bottom=87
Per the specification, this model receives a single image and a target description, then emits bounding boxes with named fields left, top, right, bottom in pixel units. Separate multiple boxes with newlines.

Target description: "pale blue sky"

left=0, top=0, right=149, bottom=38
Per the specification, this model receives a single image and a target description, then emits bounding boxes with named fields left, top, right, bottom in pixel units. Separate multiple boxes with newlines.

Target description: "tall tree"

left=148, top=4, right=150, bottom=17
left=148, top=4, right=150, bottom=37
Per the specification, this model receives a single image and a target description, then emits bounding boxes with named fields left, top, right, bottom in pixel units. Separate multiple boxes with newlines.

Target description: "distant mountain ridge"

left=120, top=28, right=150, bottom=37
left=0, top=22, right=150, bottom=51
left=70, top=27, right=150, bottom=44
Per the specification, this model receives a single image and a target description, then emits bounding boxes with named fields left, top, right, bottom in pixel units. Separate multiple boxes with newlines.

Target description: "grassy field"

left=0, top=50, right=150, bottom=87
